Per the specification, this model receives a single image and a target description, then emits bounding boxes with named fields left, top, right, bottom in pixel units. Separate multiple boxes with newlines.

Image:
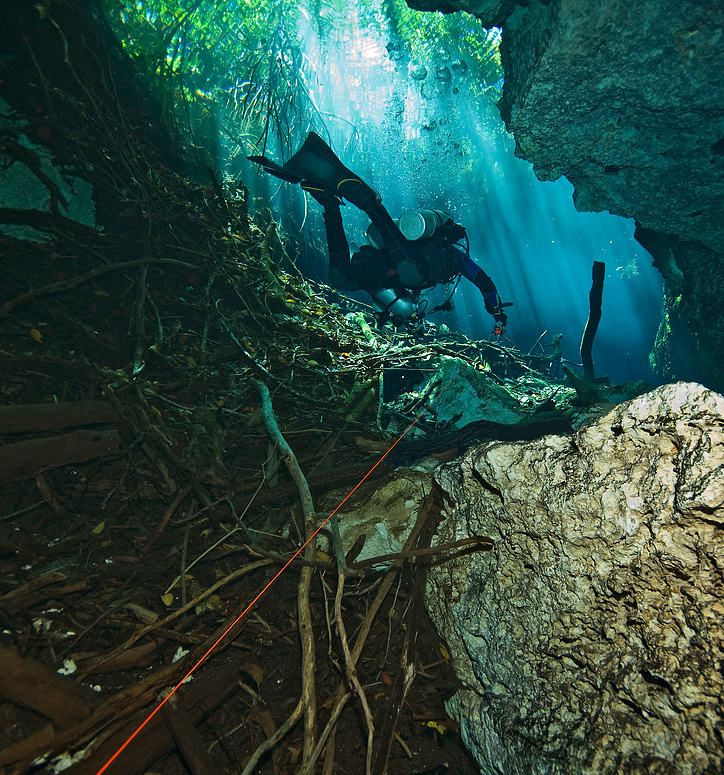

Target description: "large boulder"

left=409, top=0, right=724, bottom=388
left=427, top=382, right=724, bottom=773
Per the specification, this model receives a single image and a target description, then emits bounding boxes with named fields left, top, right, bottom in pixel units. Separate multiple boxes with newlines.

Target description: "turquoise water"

left=240, top=0, right=663, bottom=384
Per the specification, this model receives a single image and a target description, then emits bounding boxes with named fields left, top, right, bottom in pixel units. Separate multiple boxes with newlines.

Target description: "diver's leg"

left=362, top=199, right=411, bottom=264
left=303, top=183, right=351, bottom=273
left=287, top=134, right=410, bottom=255
left=323, top=202, right=352, bottom=274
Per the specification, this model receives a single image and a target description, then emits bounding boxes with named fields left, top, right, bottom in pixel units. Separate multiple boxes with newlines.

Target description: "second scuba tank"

left=397, top=209, right=453, bottom=240
left=367, top=287, right=417, bottom=320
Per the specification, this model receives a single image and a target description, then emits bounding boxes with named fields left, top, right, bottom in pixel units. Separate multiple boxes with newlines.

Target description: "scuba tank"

left=367, top=209, right=456, bottom=247
left=366, top=287, right=417, bottom=321
left=397, top=209, right=454, bottom=240
left=365, top=222, right=386, bottom=249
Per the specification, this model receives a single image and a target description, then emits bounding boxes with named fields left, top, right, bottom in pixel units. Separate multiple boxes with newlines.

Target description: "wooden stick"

left=132, top=262, right=149, bottom=376
left=0, top=401, right=118, bottom=433
left=240, top=698, right=304, bottom=775
left=580, top=261, right=605, bottom=381
left=75, top=559, right=273, bottom=680
left=334, top=572, right=374, bottom=775
left=373, top=537, right=429, bottom=773
left=139, top=484, right=192, bottom=556
left=311, top=497, right=433, bottom=775
left=0, top=429, right=119, bottom=483
left=0, top=647, right=94, bottom=729
left=161, top=693, right=220, bottom=775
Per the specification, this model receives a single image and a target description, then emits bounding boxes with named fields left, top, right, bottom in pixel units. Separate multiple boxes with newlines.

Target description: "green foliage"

left=102, top=0, right=502, bottom=165
left=102, top=0, right=319, bottom=158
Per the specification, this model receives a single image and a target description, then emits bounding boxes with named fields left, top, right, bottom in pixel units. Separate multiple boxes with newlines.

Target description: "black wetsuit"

left=321, top=196, right=506, bottom=322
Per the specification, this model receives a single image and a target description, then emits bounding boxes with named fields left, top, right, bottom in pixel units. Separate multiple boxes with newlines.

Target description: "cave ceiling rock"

left=426, top=380, right=724, bottom=774
left=410, top=0, right=723, bottom=252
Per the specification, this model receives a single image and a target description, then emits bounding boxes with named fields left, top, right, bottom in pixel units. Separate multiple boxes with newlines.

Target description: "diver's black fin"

left=250, top=132, right=379, bottom=210
left=247, top=154, right=304, bottom=184
left=284, top=132, right=379, bottom=209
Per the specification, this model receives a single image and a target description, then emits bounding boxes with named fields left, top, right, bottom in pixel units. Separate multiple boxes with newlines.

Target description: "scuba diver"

left=249, top=132, right=511, bottom=336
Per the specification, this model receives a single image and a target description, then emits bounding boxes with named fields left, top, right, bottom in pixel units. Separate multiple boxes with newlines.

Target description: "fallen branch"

left=352, top=534, right=494, bottom=570
left=161, top=693, right=220, bottom=775
left=334, top=571, right=374, bottom=775
left=139, top=484, right=193, bottom=556
left=239, top=698, right=304, bottom=775
left=372, top=503, right=437, bottom=774
left=22, top=656, right=242, bottom=775
left=304, top=493, right=434, bottom=775
left=0, top=646, right=95, bottom=730
left=75, top=559, right=273, bottom=680
left=0, top=401, right=118, bottom=433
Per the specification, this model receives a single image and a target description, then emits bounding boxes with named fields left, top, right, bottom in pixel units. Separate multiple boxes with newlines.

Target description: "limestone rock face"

left=319, top=463, right=435, bottom=564
left=427, top=382, right=724, bottom=774
left=495, top=0, right=722, bottom=254
left=410, top=0, right=724, bottom=388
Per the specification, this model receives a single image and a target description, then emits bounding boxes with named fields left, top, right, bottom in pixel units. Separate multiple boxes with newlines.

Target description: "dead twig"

left=133, top=262, right=150, bottom=376
left=334, top=571, right=374, bottom=775
left=240, top=698, right=304, bottom=775
left=352, top=534, right=494, bottom=570
left=139, top=484, right=192, bottom=555
left=75, top=559, right=273, bottom=680
left=308, top=497, right=433, bottom=775
left=102, top=383, right=178, bottom=495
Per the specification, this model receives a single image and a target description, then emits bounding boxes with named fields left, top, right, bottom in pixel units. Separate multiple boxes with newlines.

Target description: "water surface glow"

left=240, top=0, right=663, bottom=384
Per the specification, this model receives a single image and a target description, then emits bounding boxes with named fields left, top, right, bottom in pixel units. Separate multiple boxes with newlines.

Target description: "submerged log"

left=580, top=260, right=605, bottom=381
left=0, top=429, right=120, bottom=482
left=0, top=401, right=117, bottom=433
left=0, top=646, right=95, bottom=730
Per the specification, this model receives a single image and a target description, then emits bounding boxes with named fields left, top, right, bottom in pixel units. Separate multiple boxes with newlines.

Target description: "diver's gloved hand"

left=491, top=311, right=507, bottom=340
left=493, top=310, right=508, bottom=327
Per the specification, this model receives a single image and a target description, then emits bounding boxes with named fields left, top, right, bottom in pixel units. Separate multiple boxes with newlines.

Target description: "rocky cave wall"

left=426, top=383, right=724, bottom=774
left=403, top=5, right=723, bottom=769
left=410, top=0, right=724, bottom=390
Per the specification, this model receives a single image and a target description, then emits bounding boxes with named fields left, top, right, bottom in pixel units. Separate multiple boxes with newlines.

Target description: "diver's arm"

left=461, top=255, right=508, bottom=325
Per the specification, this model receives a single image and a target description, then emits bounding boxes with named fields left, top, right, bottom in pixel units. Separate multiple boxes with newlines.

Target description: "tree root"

left=334, top=570, right=374, bottom=775
left=0, top=257, right=199, bottom=318
left=252, top=379, right=318, bottom=766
